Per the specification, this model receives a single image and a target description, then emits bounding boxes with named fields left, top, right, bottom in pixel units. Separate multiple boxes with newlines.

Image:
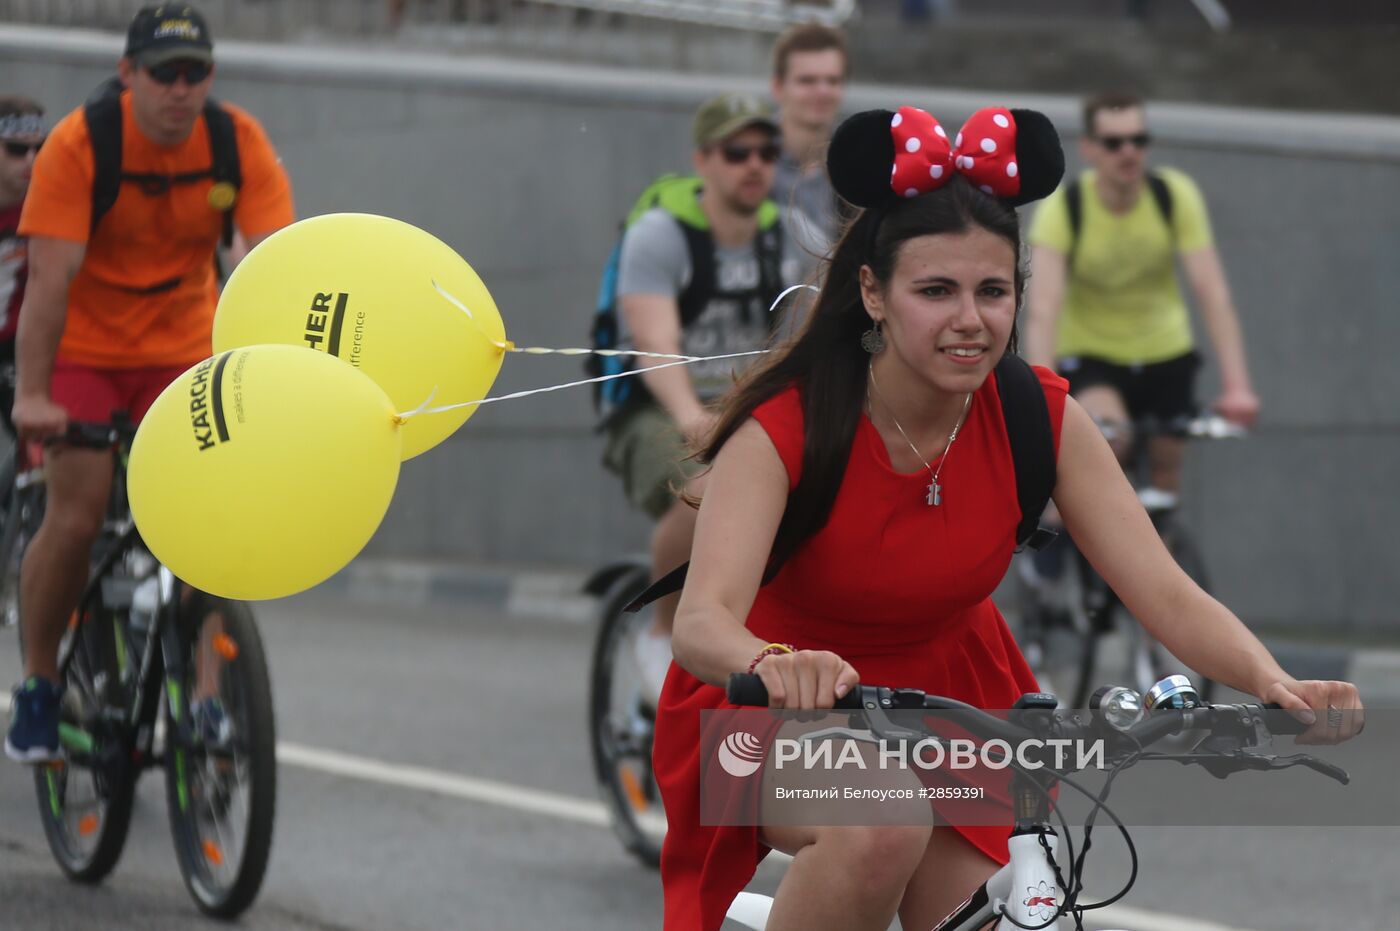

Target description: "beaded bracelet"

left=747, top=642, right=796, bottom=674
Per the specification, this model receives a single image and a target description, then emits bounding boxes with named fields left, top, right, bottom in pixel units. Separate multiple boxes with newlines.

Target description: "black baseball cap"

left=125, top=4, right=214, bottom=67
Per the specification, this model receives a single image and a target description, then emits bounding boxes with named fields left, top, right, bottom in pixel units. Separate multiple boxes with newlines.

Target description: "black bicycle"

left=1012, top=414, right=1243, bottom=708
left=1, top=418, right=276, bottom=919
left=585, top=555, right=667, bottom=868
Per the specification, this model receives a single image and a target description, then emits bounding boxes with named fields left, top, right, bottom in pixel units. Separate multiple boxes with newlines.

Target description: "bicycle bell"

left=1144, top=675, right=1202, bottom=712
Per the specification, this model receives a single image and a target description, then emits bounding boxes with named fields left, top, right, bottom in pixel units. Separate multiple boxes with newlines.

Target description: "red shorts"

left=50, top=359, right=190, bottom=425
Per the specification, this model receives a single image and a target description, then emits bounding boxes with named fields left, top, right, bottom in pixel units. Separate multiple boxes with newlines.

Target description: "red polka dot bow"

left=889, top=106, right=1021, bottom=200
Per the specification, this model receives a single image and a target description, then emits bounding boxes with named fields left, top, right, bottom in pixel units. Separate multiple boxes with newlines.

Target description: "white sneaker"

left=632, top=624, right=674, bottom=707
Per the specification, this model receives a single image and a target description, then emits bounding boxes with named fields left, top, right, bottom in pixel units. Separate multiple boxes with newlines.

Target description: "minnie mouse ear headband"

left=827, top=105, right=1065, bottom=210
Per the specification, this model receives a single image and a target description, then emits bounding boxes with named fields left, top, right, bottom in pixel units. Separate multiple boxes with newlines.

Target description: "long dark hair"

left=701, top=176, right=1026, bottom=577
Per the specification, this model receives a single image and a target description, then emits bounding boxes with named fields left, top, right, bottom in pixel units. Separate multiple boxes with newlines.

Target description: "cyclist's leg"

left=897, top=826, right=1003, bottom=931
left=760, top=823, right=933, bottom=931
left=1141, top=351, right=1201, bottom=494
left=759, top=739, right=934, bottom=930
left=602, top=401, right=704, bottom=635
left=18, top=446, right=113, bottom=683
left=17, top=362, right=121, bottom=684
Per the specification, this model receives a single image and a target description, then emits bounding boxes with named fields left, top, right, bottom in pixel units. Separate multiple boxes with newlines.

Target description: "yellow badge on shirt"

left=208, top=181, right=237, bottom=212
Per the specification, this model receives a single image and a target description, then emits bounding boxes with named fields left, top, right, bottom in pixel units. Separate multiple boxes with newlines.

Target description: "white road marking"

left=0, top=691, right=1262, bottom=931
left=274, top=741, right=609, bottom=827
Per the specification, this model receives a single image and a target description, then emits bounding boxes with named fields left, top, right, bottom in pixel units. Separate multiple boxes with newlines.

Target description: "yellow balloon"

left=128, top=345, right=402, bottom=601
left=214, top=213, right=506, bottom=460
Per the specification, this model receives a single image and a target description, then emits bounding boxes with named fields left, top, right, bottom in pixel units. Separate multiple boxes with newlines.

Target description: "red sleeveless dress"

left=652, top=366, right=1068, bottom=931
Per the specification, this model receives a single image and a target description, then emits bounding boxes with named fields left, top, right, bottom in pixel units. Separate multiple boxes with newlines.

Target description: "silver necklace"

left=868, top=362, right=973, bottom=507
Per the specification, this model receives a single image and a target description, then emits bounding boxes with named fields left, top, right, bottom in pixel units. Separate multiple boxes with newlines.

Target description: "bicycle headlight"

left=1090, top=685, right=1144, bottom=731
left=1144, top=674, right=1202, bottom=712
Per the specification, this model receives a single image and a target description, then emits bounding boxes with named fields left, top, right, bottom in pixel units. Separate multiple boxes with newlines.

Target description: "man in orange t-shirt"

left=6, top=4, right=293, bottom=763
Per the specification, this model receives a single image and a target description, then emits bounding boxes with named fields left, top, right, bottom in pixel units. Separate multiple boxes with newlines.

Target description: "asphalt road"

left=1, top=593, right=1396, bottom=930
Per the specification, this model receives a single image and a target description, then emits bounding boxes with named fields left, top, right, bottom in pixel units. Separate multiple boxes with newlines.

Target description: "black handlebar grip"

left=1263, top=702, right=1313, bottom=736
left=727, top=673, right=771, bottom=707
left=726, top=673, right=864, bottom=710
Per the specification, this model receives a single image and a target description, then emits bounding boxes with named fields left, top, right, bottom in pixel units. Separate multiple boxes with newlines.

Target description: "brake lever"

left=1293, top=755, right=1351, bottom=786
left=1145, top=750, right=1352, bottom=786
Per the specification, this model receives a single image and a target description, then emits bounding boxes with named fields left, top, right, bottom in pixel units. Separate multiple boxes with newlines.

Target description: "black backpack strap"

left=1064, top=177, right=1082, bottom=270
left=994, top=355, right=1059, bottom=551
left=83, top=81, right=242, bottom=249
left=676, top=220, right=715, bottom=329
left=1145, top=171, right=1175, bottom=247
left=202, top=98, right=241, bottom=248
left=83, top=78, right=127, bottom=237
left=754, top=219, right=786, bottom=332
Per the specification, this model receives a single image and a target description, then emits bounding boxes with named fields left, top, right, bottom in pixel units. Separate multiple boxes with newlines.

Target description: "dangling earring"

left=861, top=320, right=886, bottom=354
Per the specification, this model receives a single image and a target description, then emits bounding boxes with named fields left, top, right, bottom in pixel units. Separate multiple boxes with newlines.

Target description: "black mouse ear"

left=1006, top=108, right=1065, bottom=207
left=826, top=109, right=899, bottom=209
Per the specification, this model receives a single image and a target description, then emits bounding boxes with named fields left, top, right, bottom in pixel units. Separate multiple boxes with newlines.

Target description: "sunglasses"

left=2, top=140, right=43, bottom=158
left=145, top=60, right=213, bottom=86
left=719, top=142, right=782, bottom=165
left=1096, top=132, right=1152, bottom=152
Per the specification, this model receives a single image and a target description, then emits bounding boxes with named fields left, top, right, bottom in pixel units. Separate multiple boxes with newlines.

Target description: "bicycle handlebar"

left=725, top=674, right=1312, bottom=749
left=1098, top=414, right=1247, bottom=444
left=42, top=418, right=139, bottom=450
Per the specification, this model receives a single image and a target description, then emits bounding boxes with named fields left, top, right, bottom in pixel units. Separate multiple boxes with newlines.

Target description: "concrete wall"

left=3, top=25, right=1398, bottom=634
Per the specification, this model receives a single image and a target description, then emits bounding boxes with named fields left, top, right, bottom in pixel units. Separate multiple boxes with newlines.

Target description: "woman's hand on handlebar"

left=1260, top=678, right=1364, bottom=745
left=12, top=394, right=68, bottom=443
left=752, top=650, right=859, bottom=711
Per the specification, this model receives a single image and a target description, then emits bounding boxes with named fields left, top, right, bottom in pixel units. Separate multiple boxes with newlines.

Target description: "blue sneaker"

left=5, top=677, right=63, bottom=764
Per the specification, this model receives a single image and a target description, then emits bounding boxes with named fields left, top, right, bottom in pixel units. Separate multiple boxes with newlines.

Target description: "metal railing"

left=0, top=0, right=854, bottom=36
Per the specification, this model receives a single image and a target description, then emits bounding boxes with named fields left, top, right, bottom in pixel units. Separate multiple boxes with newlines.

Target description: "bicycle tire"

left=0, top=463, right=43, bottom=633
left=587, top=567, right=666, bottom=869
left=163, top=598, right=277, bottom=919
left=32, top=608, right=139, bottom=884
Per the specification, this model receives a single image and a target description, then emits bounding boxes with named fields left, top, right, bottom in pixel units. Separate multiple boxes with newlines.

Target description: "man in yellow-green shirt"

left=1025, top=91, right=1258, bottom=493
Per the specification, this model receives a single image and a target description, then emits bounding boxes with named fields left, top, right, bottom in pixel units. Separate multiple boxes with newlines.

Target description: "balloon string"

left=395, top=348, right=769, bottom=421
left=430, top=279, right=702, bottom=363
left=401, top=278, right=810, bottom=422
left=770, top=283, right=819, bottom=313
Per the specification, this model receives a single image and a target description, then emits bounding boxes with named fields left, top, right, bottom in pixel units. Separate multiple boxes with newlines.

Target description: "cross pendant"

left=926, top=480, right=942, bottom=507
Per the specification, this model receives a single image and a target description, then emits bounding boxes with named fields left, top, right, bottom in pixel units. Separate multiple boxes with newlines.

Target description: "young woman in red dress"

left=651, top=105, right=1363, bottom=931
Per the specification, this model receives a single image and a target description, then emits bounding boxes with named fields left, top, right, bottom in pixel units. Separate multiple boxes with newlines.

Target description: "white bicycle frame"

left=726, top=830, right=1067, bottom=930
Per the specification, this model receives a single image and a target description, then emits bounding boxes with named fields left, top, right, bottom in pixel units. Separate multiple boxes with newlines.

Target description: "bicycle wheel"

left=32, top=608, right=138, bottom=883
left=0, top=468, right=43, bottom=631
left=588, top=568, right=667, bottom=868
left=163, top=597, right=276, bottom=919
left=1008, top=549, right=1097, bottom=708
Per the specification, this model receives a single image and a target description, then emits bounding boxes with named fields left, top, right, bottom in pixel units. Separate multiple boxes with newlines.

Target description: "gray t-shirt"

left=773, top=150, right=841, bottom=250
left=616, top=207, right=816, bottom=400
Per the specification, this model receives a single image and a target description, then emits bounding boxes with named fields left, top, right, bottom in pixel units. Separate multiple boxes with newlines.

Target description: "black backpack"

left=1064, top=171, right=1175, bottom=269
left=587, top=175, right=786, bottom=423
left=624, top=353, right=1058, bottom=611
left=83, top=76, right=241, bottom=292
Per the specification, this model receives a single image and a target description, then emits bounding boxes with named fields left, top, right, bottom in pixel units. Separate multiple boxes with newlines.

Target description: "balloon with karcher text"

left=213, top=213, right=506, bottom=461
left=128, top=345, right=402, bottom=601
